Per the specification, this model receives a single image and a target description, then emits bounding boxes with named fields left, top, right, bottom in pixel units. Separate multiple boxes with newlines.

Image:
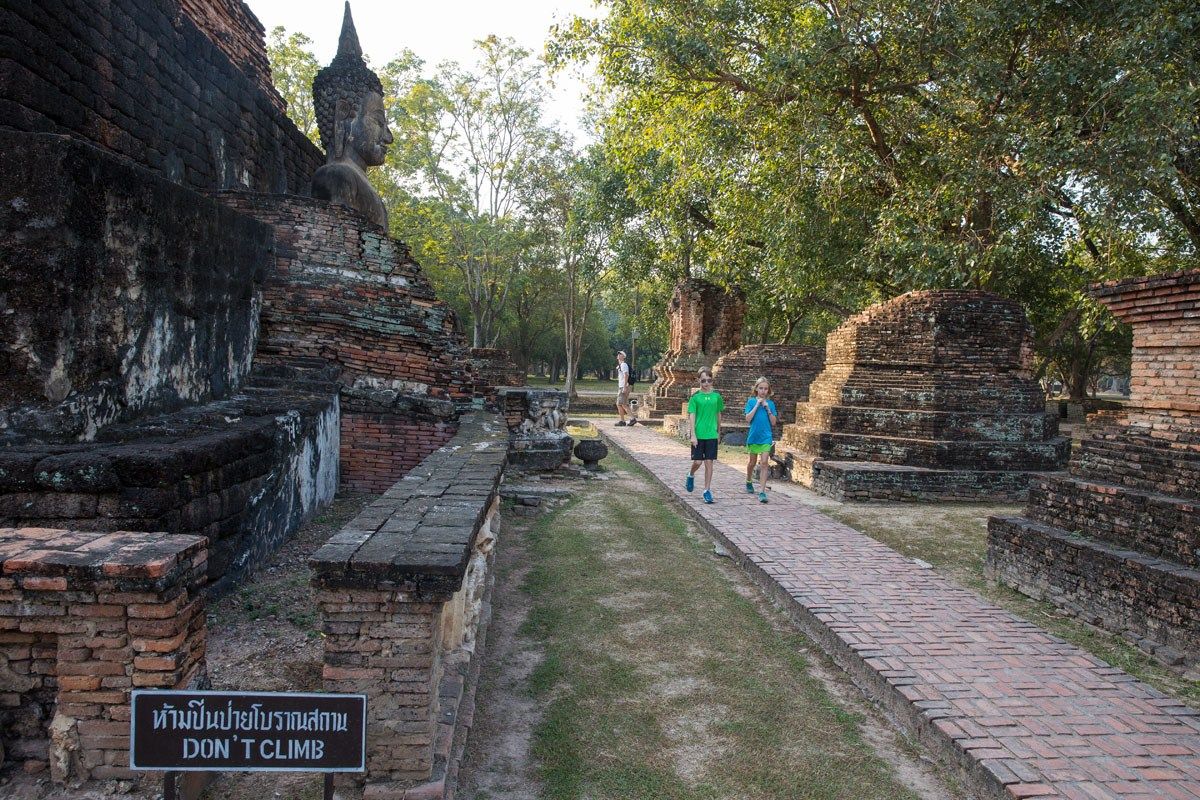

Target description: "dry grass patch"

left=517, top=450, right=954, bottom=800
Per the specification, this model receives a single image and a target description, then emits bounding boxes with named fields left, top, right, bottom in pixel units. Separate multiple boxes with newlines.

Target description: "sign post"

left=131, top=690, right=367, bottom=800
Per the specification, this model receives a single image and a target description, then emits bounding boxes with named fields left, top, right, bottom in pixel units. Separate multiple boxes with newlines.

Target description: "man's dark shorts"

left=690, top=438, right=718, bottom=461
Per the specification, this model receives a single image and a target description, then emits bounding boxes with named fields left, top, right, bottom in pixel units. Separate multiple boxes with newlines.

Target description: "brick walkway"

left=599, top=422, right=1200, bottom=800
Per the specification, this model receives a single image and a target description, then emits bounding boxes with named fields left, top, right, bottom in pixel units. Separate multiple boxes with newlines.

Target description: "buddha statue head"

left=311, top=2, right=393, bottom=229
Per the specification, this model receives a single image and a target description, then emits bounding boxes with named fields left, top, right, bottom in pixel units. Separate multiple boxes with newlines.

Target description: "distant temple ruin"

left=779, top=290, right=1070, bottom=500
left=988, top=270, right=1200, bottom=669
left=638, top=278, right=745, bottom=421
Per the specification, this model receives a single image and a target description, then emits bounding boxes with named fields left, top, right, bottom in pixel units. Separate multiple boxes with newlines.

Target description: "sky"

left=244, top=0, right=601, bottom=141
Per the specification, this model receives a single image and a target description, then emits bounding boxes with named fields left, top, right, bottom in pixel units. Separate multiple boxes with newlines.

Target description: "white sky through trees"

left=244, top=0, right=598, bottom=141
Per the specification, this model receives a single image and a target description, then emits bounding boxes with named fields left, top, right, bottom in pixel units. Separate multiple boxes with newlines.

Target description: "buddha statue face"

left=335, top=91, right=392, bottom=169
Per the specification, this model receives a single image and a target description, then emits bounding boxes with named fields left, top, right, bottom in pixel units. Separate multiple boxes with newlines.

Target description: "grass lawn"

left=514, top=448, right=954, bottom=800
left=702, top=438, right=1200, bottom=707
left=527, top=375, right=620, bottom=395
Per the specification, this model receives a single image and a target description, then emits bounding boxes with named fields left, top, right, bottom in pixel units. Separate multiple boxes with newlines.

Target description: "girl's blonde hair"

left=752, top=376, right=772, bottom=395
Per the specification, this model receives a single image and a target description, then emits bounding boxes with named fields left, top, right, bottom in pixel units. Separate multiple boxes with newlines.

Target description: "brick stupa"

left=638, top=278, right=745, bottom=422
left=988, top=270, right=1200, bottom=668
left=779, top=290, right=1070, bottom=500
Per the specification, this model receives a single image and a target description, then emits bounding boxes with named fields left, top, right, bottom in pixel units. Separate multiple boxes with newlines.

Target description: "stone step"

left=987, top=515, right=1200, bottom=669
left=781, top=450, right=1053, bottom=501
left=794, top=404, right=1058, bottom=442
left=1026, top=474, right=1199, bottom=569
left=1074, top=433, right=1200, bottom=501
left=779, top=427, right=1071, bottom=471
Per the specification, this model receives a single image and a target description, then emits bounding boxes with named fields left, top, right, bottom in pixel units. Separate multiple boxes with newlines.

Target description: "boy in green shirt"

left=685, top=368, right=724, bottom=504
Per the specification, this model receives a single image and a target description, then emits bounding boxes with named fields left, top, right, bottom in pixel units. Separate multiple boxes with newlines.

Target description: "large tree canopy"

left=550, top=0, right=1198, bottom=379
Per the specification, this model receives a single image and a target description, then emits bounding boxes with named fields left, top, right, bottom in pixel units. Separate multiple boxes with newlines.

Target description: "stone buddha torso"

left=311, top=91, right=392, bottom=229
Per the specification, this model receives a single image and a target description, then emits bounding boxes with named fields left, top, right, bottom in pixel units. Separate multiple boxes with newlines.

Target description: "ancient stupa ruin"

left=988, top=270, right=1200, bottom=668
left=779, top=290, right=1070, bottom=500
left=638, top=278, right=745, bottom=422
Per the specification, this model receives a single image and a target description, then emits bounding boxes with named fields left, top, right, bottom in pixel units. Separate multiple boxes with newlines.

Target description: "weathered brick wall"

left=312, top=414, right=507, bottom=796
left=0, top=379, right=339, bottom=593
left=469, top=348, right=524, bottom=398
left=640, top=279, right=746, bottom=420
left=988, top=270, right=1200, bottom=667
left=0, top=0, right=321, bottom=194
left=0, top=131, right=271, bottom=444
left=340, top=413, right=456, bottom=493
left=0, top=528, right=207, bottom=783
left=221, top=193, right=473, bottom=401
left=1092, top=270, right=1200, bottom=414
left=222, top=193, right=475, bottom=489
left=711, top=344, right=825, bottom=425
left=178, top=0, right=279, bottom=108
left=780, top=290, right=1068, bottom=501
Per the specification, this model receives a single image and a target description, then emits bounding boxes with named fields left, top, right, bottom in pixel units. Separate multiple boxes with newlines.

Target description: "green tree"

left=551, top=0, right=1197, bottom=388
left=265, top=27, right=321, bottom=146
left=380, top=38, right=553, bottom=348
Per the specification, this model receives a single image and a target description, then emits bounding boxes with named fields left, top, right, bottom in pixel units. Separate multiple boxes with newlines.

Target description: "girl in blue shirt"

left=743, top=377, right=778, bottom=503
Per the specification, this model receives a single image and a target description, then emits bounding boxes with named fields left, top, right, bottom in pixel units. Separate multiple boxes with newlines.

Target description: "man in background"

left=615, top=350, right=636, bottom=426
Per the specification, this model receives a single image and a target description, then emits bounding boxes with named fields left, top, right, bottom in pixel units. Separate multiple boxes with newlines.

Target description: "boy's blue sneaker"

left=703, top=489, right=714, bottom=504
left=758, top=491, right=768, bottom=504
left=685, top=474, right=694, bottom=493
left=745, top=481, right=755, bottom=494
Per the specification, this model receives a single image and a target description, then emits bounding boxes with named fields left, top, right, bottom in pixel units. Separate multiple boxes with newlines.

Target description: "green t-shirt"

left=687, top=390, right=725, bottom=440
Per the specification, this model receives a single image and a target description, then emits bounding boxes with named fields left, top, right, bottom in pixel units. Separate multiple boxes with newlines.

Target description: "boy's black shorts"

left=690, top=438, right=718, bottom=461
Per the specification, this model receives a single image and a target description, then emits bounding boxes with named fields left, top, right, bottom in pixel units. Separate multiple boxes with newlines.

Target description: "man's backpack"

left=627, top=363, right=636, bottom=386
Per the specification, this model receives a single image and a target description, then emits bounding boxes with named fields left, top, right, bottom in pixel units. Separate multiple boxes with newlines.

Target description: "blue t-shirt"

left=744, top=397, right=777, bottom=445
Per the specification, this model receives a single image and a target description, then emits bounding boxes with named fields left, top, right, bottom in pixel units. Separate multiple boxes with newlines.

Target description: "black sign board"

left=131, top=691, right=366, bottom=773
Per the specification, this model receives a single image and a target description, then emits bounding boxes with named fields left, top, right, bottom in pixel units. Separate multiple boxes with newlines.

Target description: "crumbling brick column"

left=639, top=279, right=746, bottom=421
left=311, top=414, right=507, bottom=799
left=0, top=528, right=207, bottom=783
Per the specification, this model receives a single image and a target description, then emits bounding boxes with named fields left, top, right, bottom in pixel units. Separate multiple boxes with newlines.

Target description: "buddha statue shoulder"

left=310, top=3, right=393, bottom=230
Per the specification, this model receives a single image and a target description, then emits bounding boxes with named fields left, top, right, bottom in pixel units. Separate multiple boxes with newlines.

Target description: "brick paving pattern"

left=600, top=422, right=1200, bottom=800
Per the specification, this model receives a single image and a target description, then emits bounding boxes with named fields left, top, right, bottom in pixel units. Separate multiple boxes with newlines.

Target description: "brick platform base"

left=0, top=528, right=207, bottom=783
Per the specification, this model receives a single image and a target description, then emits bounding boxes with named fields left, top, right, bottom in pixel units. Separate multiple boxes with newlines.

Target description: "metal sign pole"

left=164, top=770, right=177, bottom=800
left=324, top=773, right=334, bottom=800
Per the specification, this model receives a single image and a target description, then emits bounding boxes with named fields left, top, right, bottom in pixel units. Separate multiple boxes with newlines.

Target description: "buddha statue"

left=311, top=3, right=393, bottom=229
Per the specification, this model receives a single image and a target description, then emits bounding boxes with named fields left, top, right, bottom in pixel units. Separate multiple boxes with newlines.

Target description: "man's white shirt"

left=617, top=361, right=630, bottom=389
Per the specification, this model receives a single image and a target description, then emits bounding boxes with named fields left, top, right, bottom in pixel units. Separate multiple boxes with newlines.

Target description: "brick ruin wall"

left=711, top=344, right=825, bottom=426
left=219, top=193, right=476, bottom=492
left=780, top=291, right=1069, bottom=501
left=0, top=529, right=208, bottom=782
left=0, top=130, right=271, bottom=443
left=640, top=278, right=746, bottom=420
left=178, top=0, right=279, bottom=107
left=988, top=270, right=1200, bottom=667
left=1, top=0, right=322, bottom=195
left=470, top=348, right=525, bottom=398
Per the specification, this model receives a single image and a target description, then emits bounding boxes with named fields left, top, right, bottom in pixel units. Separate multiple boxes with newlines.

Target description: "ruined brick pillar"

left=639, top=279, right=746, bottom=421
left=0, top=529, right=207, bottom=782
left=988, top=270, right=1200, bottom=668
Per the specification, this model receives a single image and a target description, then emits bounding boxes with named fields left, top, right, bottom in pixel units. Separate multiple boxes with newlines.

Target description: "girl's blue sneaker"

left=685, top=474, right=694, bottom=492
left=745, top=481, right=755, bottom=494
left=703, top=490, right=714, bottom=504
left=758, top=491, right=768, bottom=504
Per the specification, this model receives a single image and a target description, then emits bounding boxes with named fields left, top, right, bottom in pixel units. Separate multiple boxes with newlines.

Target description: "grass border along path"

left=514, top=448, right=957, bottom=800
